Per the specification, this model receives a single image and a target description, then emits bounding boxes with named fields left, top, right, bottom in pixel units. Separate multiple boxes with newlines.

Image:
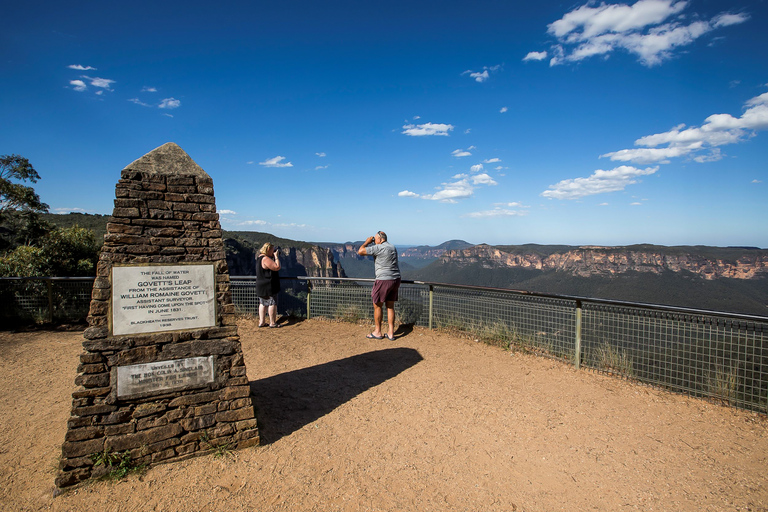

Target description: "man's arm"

left=358, top=236, right=375, bottom=256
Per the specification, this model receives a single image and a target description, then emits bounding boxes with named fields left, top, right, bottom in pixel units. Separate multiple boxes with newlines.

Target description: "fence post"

left=46, top=279, right=54, bottom=323
left=306, top=280, right=312, bottom=320
left=428, top=284, right=434, bottom=330
left=574, top=300, right=582, bottom=369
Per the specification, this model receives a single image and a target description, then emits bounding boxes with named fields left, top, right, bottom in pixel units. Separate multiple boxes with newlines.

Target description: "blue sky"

left=2, top=0, right=767, bottom=247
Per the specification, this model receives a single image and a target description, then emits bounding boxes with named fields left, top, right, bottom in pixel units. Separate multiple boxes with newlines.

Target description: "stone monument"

left=56, top=143, right=258, bottom=488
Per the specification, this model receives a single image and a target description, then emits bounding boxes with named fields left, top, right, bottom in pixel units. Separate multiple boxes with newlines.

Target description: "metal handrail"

left=292, top=275, right=768, bottom=323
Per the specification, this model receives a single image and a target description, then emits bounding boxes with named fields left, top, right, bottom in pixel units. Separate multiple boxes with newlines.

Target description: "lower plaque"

left=116, top=356, right=215, bottom=398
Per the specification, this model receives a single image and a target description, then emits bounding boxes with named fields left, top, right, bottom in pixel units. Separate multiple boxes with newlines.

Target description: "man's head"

left=375, top=231, right=387, bottom=243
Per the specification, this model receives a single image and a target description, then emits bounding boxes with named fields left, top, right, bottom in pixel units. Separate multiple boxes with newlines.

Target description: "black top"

left=255, top=254, right=281, bottom=298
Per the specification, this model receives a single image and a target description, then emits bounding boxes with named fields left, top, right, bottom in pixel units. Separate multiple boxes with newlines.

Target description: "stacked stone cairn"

left=56, top=143, right=258, bottom=489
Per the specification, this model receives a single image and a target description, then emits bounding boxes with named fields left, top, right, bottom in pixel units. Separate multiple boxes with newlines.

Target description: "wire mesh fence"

left=581, top=304, right=768, bottom=412
left=0, top=277, right=94, bottom=326
left=299, top=277, right=767, bottom=414
left=2, top=275, right=766, bottom=413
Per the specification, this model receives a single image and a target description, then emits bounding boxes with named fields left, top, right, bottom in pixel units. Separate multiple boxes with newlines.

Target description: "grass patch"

left=90, top=448, right=146, bottom=481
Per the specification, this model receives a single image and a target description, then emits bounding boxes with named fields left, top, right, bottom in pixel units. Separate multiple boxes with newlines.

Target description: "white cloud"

left=602, top=91, right=768, bottom=164
left=471, top=173, right=497, bottom=186
left=752, top=179, right=762, bottom=184
left=422, top=179, right=475, bottom=202
left=259, top=156, right=293, bottom=168
left=70, top=80, right=87, bottom=92
left=400, top=165, right=498, bottom=203
left=541, top=165, right=658, bottom=199
left=464, top=207, right=528, bottom=218
left=316, top=152, right=326, bottom=157
left=128, top=98, right=151, bottom=107
left=462, top=65, right=502, bottom=83
left=452, top=149, right=472, bottom=157
left=532, top=0, right=750, bottom=67
left=483, top=158, right=501, bottom=163
left=470, top=164, right=484, bottom=173
left=218, top=209, right=237, bottom=215
left=466, top=70, right=489, bottom=82
left=315, top=165, right=329, bottom=170
left=631, top=202, right=643, bottom=205
left=239, top=220, right=268, bottom=226
left=402, top=122, right=454, bottom=136
left=68, top=64, right=96, bottom=71
left=499, top=107, right=508, bottom=113
left=82, top=75, right=115, bottom=90
left=141, top=86, right=158, bottom=92
left=523, top=51, right=548, bottom=62
left=159, top=97, right=181, bottom=109
left=53, top=207, right=90, bottom=214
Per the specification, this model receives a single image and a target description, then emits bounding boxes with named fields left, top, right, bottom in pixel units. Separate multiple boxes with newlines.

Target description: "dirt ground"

left=0, top=317, right=766, bottom=512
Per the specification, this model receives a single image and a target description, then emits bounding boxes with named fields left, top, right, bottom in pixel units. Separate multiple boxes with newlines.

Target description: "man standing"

left=358, top=231, right=401, bottom=341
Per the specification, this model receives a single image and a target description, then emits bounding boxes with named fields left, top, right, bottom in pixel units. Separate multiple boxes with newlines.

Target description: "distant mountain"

left=318, top=239, right=474, bottom=277
left=408, top=243, right=768, bottom=317
left=39, top=213, right=768, bottom=316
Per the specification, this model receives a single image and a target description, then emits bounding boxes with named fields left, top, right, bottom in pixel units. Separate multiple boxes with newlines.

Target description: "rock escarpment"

left=225, top=236, right=345, bottom=278
left=440, top=244, right=768, bottom=280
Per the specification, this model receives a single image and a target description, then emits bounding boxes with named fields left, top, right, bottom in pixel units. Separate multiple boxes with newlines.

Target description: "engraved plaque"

left=112, top=264, right=216, bottom=335
left=116, top=356, right=215, bottom=398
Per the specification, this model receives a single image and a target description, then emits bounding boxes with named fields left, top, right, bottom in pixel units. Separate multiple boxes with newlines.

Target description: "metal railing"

left=296, top=276, right=768, bottom=414
left=0, top=277, right=95, bottom=325
left=3, top=275, right=767, bottom=414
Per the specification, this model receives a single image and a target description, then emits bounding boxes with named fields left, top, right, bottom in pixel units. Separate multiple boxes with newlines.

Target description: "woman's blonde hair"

left=259, top=242, right=274, bottom=255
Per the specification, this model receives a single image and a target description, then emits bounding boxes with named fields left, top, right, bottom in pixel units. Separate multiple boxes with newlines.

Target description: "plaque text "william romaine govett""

left=112, top=264, right=216, bottom=335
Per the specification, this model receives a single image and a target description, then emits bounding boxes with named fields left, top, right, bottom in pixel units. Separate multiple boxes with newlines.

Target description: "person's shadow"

left=250, top=348, right=423, bottom=443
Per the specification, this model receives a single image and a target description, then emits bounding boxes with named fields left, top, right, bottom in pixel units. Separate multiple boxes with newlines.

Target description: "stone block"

left=221, top=386, right=251, bottom=400
left=77, top=363, right=107, bottom=374
left=133, top=402, right=167, bottom=419
left=101, top=409, right=133, bottom=425
left=105, top=423, right=136, bottom=436
left=80, top=353, right=105, bottom=364
left=112, top=346, right=159, bottom=365
left=151, top=447, right=178, bottom=463
left=235, top=429, right=260, bottom=448
left=194, top=404, right=218, bottom=417
left=74, top=373, right=110, bottom=389
left=105, top=423, right=183, bottom=452
left=65, top=426, right=104, bottom=442
left=169, top=390, right=221, bottom=408
left=138, top=415, right=168, bottom=430
left=61, top=438, right=105, bottom=459
left=112, top=207, right=140, bottom=218
left=72, top=386, right=111, bottom=399
left=55, top=468, right=91, bottom=488
left=181, top=414, right=216, bottom=432
left=215, top=407, right=254, bottom=423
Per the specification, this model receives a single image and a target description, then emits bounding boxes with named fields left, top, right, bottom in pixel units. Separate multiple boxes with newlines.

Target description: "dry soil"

left=1, top=317, right=766, bottom=511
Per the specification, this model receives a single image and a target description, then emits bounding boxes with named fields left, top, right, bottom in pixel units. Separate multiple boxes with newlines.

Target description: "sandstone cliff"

left=224, top=234, right=345, bottom=278
left=440, top=244, right=768, bottom=280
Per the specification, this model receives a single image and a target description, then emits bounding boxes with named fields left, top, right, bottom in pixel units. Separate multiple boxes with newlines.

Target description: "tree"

left=0, top=154, right=49, bottom=216
left=0, top=225, right=99, bottom=277
left=0, top=155, right=50, bottom=251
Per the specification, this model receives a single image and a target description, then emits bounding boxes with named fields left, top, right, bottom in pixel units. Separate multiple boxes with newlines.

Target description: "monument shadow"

left=250, top=347, right=423, bottom=443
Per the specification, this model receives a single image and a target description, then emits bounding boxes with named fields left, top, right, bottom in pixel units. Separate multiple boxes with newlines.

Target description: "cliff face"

left=441, top=245, right=768, bottom=280
left=225, top=238, right=346, bottom=278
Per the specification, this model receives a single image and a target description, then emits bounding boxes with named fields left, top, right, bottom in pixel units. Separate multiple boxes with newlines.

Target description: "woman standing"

left=255, top=242, right=281, bottom=328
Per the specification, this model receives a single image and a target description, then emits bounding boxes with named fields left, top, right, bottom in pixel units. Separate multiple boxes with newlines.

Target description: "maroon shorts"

left=371, top=278, right=401, bottom=304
